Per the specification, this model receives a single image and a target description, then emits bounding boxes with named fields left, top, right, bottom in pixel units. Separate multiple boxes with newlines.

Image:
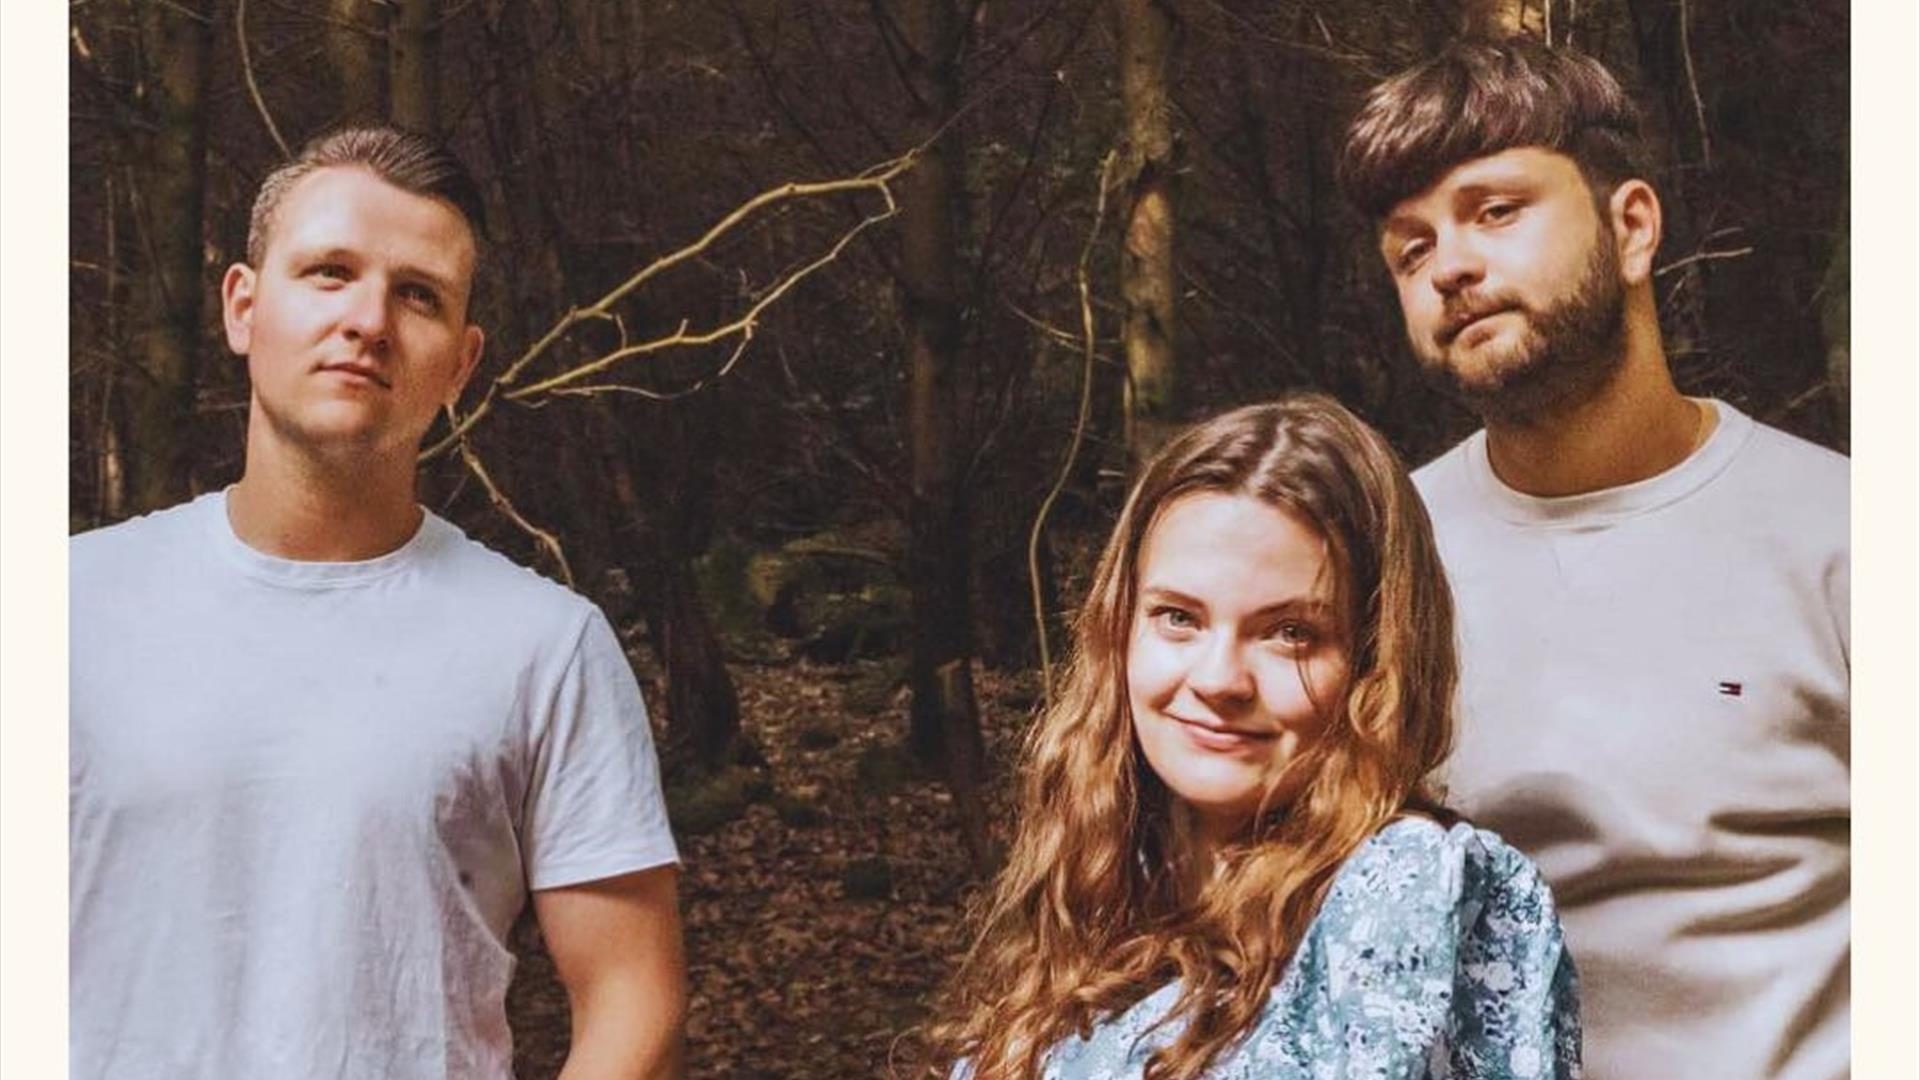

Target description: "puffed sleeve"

left=1443, top=827, right=1580, bottom=1078
left=1239, top=818, right=1579, bottom=1079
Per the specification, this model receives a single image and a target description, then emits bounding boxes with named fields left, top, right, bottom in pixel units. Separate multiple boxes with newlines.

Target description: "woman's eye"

left=1267, top=621, right=1317, bottom=648
left=1150, top=607, right=1199, bottom=634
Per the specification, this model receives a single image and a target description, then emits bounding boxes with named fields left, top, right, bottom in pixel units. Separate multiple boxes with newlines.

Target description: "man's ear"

left=1609, top=179, right=1662, bottom=286
left=447, top=324, right=485, bottom=406
left=221, top=263, right=257, bottom=354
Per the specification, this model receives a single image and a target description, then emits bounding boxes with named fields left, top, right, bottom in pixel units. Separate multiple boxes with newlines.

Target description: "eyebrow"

left=1379, top=213, right=1425, bottom=241
left=1447, top=179, right=1532, bottom=205
left=1382, top=171, right=1545, bottom=235
left=1137, top=585, right=1337, bottom=620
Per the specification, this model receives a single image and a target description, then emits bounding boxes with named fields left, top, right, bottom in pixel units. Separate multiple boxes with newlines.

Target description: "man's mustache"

left=1438, top=292, right=1525, bottom=345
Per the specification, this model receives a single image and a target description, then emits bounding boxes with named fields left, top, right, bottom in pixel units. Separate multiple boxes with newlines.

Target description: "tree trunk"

left=1227, top=35, right=1321, bottom=387
left=1284, top=18, right=1329, bottom=389
left=525, top=379, right=747, bottom=777
left=326, top=0, right=384, bottom=124
left=643, top=405, right=747, bottom=770
left=896, top=0, right=992, bottom=873
left=1115, top=0, right=1179, bottom=466
left=474, top=0, right=745, bottom=770
left=100, top=171, right=129, bottom=525
left=658, top=556, right=745, bottom=766
left=389, top=0, right=439, bottom=131
left=124, top=0, right=212, bottom=513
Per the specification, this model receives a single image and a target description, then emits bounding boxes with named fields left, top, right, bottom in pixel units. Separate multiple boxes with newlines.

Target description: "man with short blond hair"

left=71, top=126, right=686, bottom=1079
left=1341, top=40, right=1849, bottom=1080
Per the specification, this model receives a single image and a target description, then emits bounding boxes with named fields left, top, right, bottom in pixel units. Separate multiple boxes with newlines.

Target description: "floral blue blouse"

left=1027, top=817, right=1580, bottom=1079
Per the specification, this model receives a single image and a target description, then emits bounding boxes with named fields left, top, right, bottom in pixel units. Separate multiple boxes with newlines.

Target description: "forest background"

left=64, top=0, right=1850, bottom=1076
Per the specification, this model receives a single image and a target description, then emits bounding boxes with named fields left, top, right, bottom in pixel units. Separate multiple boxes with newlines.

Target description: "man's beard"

left=1414, top=226, right=1628, bottom=425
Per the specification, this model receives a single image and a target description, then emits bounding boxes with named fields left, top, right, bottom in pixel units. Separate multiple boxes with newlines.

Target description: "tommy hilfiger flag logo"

left=1717, top=681, right=1743, bottom=696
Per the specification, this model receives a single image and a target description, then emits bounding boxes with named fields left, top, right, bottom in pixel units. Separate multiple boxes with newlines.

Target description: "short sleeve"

left=522, top=608, right=679, bottom=889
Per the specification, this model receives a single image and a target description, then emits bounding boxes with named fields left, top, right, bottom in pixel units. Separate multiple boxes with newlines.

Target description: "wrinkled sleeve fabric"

left=1440, top=827, right=1581, bottom=1078
left=522, top=608, right=679, bottom=890
left=1001, top=820, right=1581, bottom=1079
left=1239, top=819, right=1580, bottom=1079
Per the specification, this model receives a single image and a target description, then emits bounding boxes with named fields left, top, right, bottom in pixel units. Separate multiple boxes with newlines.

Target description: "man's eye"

left=1479, top=200, right=1521, bottom=224
left=308, top=263, right=350, bottom=281
left=399, top=284, right=441, bottom=311
left=1394, top=241, right=1430, bottom=273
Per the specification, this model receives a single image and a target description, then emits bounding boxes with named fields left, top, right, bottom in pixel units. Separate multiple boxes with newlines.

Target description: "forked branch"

left=454, top=429, right=576, bottom=588
left=421, top=152, right=918, bottom=461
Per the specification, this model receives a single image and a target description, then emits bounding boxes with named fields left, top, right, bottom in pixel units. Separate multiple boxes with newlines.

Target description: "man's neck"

left=1482, top=319, right=1710, bottom=498
left=228, top=438, right=424, bottom=562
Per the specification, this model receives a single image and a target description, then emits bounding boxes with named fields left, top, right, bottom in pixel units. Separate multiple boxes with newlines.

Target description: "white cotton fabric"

left=1417, top=400, right=1849, bottom=1080
left=70, top=491, right=679, bottom=1080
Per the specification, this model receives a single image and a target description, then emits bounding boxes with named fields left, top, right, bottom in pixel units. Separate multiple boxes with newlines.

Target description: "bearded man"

left=1339, top=40, right=1849, bottom=1079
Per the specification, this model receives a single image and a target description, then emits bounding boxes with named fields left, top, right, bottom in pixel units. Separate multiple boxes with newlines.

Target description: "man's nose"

left=1429, top=231, right=1484, bottom=295
left=341, top=283, right=393, bottom=349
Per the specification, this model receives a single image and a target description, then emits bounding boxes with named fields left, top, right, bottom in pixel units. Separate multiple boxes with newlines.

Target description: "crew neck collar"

left=1464, top=398, right=1753, bottom=526
left=201, top=488, right=444, bottom=588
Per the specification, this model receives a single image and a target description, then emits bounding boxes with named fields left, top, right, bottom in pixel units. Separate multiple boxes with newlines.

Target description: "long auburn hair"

left=927, top=395, right=1458, bottom=1079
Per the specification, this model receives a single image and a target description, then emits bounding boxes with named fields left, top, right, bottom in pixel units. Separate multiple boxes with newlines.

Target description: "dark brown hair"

left=927, top=393, right=1457, bottom=1079
left=1338, top=38, right=1647, bottom=219
left=246, top=126, right=487, bottom=266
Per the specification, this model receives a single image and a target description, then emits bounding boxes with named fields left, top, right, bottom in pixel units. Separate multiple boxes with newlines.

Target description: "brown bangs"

left=1337, top=37, right=1646, bottom=219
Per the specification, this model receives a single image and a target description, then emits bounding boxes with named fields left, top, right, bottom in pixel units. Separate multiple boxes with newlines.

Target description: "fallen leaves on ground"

left=509, top=655, right=1035, bottom=1078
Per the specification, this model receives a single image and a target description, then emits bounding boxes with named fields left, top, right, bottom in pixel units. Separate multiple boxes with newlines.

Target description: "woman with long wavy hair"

left=928, top=395, right=1579, bottom=1079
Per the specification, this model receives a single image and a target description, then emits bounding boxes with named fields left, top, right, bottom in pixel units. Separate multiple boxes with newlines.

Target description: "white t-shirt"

left=70, top=491, right=679, bottom=1080
left=1416, top=400, right=1849, bottom=1080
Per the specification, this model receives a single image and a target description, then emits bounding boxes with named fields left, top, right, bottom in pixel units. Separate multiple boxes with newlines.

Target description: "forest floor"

left=506, top=652, right=1037, bottom=1079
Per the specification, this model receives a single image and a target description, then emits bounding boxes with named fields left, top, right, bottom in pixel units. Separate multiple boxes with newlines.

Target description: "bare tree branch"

left=1005, top=299, right=1115, bottom=360
left=537, top=327, right=756, bottom=403
left=149, top=0, right=215, bottom=26
left=1769, top=379, right=1834, bottom=423
left=1656, top=245, right=1753, bottom=277
left=1182, top=0, right=1388, bottom=76
left=1679, top=0, right=1712, bottom=167
left=1029, top=149, right=1117, bottom=705
left=236, top=0, right=292, bottom=159
left=420, top=152, right=919, bottom=461
left=454, top=429, right=576, bottom=589
left=505, top=202, right=887, bottom=398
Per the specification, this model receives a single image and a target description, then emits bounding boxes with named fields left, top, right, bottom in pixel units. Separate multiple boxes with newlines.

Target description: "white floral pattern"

left=1032, top=818, right=1581, bottom=1079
